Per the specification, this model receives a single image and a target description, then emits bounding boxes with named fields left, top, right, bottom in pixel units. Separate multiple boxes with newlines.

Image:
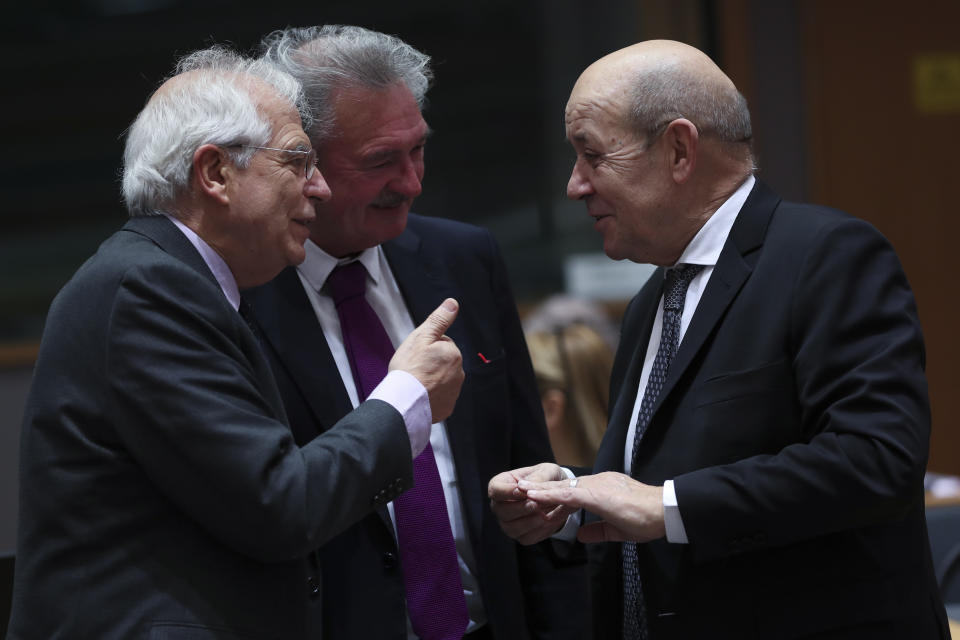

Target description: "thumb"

left=418, top=298, right=459, bottom=340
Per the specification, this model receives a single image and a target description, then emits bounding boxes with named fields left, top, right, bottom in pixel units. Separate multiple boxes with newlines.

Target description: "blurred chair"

left=1, top=552, right=13, bottom=638
left=937, top=539, right=960, bottom=604
left=926, top=498, right=960, bottom=609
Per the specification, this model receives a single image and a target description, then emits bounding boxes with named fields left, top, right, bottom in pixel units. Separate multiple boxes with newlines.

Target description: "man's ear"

left=664, top=118, right=698, bottom=184
left=192, top=144, right=232, bottom=205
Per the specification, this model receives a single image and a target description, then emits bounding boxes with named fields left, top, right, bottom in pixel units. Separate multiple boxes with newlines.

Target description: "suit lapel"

left=382, top=225, right=452, bottom=324
left=642, top=180, right=780, bottom=437
left=383, top=223, right=485, bottom=546
left=595, top=276, right=663, bottom=473
left=126, top=215, right=289, bottom=418
left=251, top=267, right=355, bottom=431
left=249, top=267, right=396, bottom=529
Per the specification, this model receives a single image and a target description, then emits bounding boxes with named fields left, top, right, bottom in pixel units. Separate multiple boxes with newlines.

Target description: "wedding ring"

left=569, top=477, right=579, bottom=488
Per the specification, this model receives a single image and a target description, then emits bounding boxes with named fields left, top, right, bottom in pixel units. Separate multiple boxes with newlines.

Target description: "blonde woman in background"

left=526, top=323, right=614, bottom=468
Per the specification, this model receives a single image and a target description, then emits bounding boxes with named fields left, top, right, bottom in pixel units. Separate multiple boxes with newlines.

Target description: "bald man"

left=490, top=40, right=949, bottom=639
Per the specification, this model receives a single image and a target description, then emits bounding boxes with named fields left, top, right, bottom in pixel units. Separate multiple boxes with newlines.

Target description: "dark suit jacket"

left=245, top=214, right=589, bottom=640
left=590, top=181, right=949, bottom=639
left=9, top=216, right=415, bottom=639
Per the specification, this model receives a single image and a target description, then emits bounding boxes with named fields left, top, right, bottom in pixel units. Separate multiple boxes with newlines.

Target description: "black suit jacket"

left=590, top=181, right=949, bottom=639
left=245, top=214, right=589, bottom=640
left=9, top=216, right=415, bottom=639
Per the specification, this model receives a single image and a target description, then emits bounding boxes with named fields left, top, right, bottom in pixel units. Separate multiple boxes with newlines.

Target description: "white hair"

left=121, top=45, right=310, bottom=217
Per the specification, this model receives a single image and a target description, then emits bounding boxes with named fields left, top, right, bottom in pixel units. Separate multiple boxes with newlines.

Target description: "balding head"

left=575, top=40, right=752, bottom=152
left=565, top=40, right=754, bottom=266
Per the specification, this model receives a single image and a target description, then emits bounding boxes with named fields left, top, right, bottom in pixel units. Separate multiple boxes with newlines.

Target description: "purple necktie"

left=326, top=262, right=469, bottom=640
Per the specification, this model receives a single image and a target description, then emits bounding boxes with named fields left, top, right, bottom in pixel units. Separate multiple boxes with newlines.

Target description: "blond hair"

left=526, top=324, right=613, bottom=466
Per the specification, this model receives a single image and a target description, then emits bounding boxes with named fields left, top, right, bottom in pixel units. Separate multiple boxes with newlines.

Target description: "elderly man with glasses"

left=8, top=45, right=464, bottom=639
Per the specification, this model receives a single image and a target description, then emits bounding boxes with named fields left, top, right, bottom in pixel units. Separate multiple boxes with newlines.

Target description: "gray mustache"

left=372, top=192, right=408, bottom=208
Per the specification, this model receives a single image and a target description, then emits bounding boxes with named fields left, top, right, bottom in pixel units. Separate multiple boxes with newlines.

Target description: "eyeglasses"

left=231, top=145, right=318, bottom=180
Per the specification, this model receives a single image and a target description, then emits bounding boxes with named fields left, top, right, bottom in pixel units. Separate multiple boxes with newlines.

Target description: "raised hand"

left=389, top=298, right=464, bottom=422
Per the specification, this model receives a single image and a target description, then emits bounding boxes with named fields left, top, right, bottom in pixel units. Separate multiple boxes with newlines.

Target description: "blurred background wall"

left=2, top=0, right=958, bottom=563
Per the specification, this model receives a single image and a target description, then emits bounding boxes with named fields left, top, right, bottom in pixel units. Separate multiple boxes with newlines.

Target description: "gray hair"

left=260, top=25, right=432, bottom=144
left=627, top=59, right=752, bottom=150
left=122, top=45, right=311, bottom=217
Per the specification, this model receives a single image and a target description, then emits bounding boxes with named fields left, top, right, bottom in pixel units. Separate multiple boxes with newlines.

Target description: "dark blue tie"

left=623, top=263, right=703, bottom=640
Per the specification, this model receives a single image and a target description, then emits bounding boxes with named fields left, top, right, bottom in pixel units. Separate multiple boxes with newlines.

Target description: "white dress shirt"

left=625, top=175, right=755, bottom=543
left=295, top=239, right=486, bottom=636
left=554, top=175, right=755, bottom=546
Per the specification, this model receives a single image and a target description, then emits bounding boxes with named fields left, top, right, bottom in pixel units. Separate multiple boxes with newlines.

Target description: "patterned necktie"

left=623, top=263, right=703, bottom=640
left=326, top=262, right=469, bottom=640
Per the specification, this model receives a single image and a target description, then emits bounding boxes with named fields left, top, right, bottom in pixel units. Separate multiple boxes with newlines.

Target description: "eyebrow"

left=362, top=129, right=433, bottom=164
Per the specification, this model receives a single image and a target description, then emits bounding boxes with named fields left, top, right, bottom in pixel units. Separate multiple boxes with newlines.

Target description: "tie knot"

left=663, top=264, right=703, bottom=311
left=327, top=262, right=367, bottom=306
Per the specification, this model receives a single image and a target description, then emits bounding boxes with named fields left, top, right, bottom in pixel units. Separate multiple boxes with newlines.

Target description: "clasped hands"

left=487, top=463, right=667, bottom=545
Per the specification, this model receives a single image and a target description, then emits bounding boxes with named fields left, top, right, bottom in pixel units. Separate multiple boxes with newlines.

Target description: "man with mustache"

left=489, top=39, right=949, bottom=639
left=243, top=25, right=588, bottom=640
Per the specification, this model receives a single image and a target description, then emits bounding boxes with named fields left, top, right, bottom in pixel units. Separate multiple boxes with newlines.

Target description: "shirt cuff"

left=550, top=467, right=583, bottom=542
left=663, top=479, right=689, bottom=544
left=368, top=370, right=431, bottom=458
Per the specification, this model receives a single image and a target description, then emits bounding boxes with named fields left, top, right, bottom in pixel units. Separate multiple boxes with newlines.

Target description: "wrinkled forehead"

left=566, top=62, right=634, bottom=119
left=565, top=83, right=632, bottom=144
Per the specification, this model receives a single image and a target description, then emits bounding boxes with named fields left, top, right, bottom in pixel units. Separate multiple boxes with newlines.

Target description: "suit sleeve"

left=674, top=217, right=930, bottom=561
left=105, top=260, right=413, bottom=562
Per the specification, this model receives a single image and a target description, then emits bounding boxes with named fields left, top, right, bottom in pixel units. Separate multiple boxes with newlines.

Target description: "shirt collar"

left=674, top=174, right=755, bottom=269
left=164, top=213, right=241, bottom=310
left=297, top=239, right=384, bottom=292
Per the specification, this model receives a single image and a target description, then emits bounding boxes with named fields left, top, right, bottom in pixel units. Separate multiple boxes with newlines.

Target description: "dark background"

left=3, top=4, right=959, bottom=633
left=0, top=0, right=649, bottom=342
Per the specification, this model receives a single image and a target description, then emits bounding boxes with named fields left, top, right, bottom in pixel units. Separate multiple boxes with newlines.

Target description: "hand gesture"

left=390, top=298, right=464, bottom=422
left=521, top=472, right=666, bottom=543
left=487, top=463, right=577, bottom=545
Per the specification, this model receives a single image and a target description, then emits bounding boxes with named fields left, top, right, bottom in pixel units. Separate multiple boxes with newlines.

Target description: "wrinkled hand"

left=487, top=463, right=577, bottom=545
left=522, top=471, right=666, bottom=543
left=390, top=298, right=464, bottom=422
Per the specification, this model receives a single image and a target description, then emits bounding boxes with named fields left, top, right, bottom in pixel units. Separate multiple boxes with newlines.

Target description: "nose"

left=566, top=158, right=593, bottom=200
left=390, top=157, right=423, bottom=199
left=305, top=168, right=332, bottom=202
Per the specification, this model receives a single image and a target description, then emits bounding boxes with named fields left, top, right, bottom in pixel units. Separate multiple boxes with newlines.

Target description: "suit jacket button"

left=382, top=552, right=397, bottom=570
left=307, top=576, right=320, bottom=598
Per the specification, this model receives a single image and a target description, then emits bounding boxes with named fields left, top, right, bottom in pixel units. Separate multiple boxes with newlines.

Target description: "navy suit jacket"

left=9, top=215, right=414, bottom=639
left=590, top=181, right=949, bottom=639
left=246, top=214, right=590, bottom=640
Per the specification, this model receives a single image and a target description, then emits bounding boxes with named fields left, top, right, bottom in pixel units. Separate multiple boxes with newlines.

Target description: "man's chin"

left=288, top=246, right=307, bottom=267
